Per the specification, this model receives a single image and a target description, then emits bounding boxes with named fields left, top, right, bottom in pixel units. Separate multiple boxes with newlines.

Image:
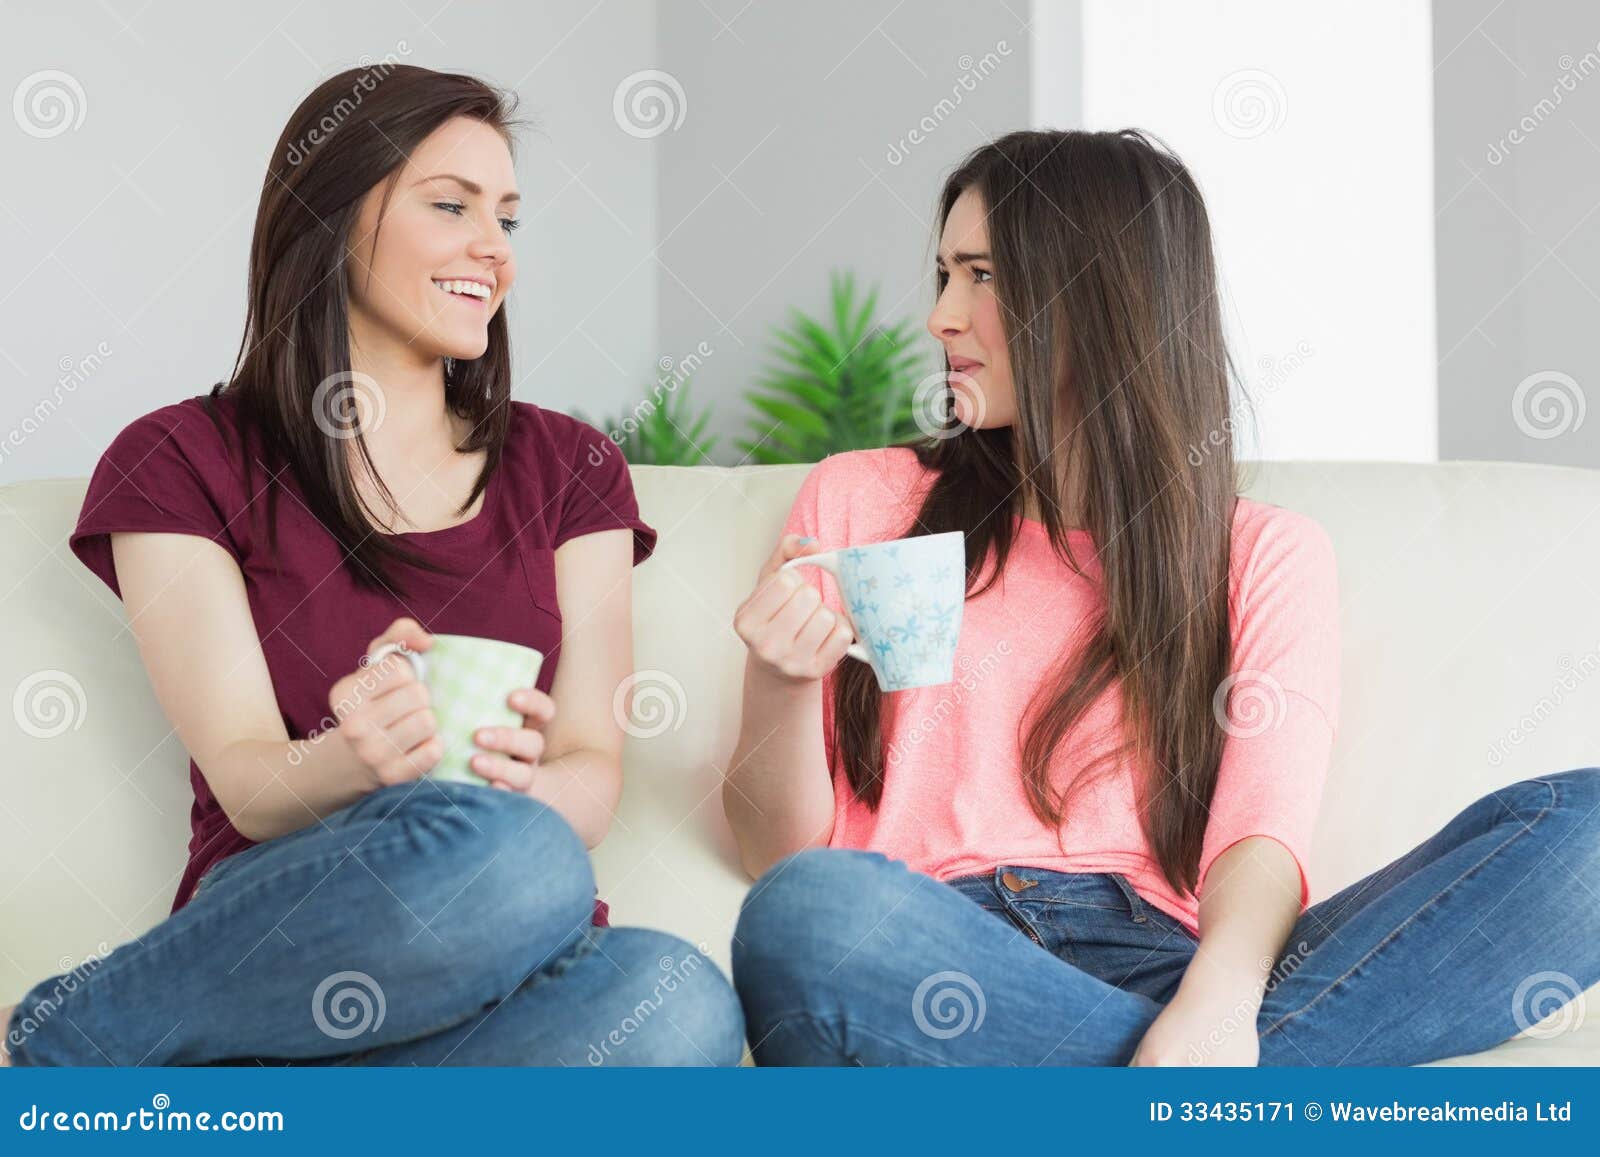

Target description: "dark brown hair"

left=830, top=129, right=1260, bottom=900
left=205, top=64, right=524, bottom=595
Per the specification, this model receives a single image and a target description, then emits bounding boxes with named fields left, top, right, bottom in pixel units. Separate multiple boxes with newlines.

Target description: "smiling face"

left=928, top=186, right=1016, bottom=429
left=345, top=115, right=519, bottom=366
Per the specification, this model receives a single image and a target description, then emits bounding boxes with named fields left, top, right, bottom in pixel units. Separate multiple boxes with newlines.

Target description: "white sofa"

left=3, top=459, right=1599, bottom=1065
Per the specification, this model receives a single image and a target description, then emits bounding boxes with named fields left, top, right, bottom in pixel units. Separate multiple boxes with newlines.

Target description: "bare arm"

left=523, top=528, right=634, bottom=847
left=110, top=532, right=436, bottom=842
left=722, top=535, right=851, bottom=879
left=1129, top=835, right=1301, bottom=1066
left=1185, top=835, right=1302, bottom=1002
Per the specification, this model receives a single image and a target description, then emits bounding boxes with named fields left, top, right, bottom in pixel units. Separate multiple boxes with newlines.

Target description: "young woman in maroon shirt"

left=3, top=65, right=742, bottom=1068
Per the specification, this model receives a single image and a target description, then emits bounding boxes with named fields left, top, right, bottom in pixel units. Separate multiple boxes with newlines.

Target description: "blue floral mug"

left=780, top=531, right=965, bottom=692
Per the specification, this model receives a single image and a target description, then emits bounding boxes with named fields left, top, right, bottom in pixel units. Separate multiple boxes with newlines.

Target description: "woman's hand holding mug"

left=343, top=620, right=553, bottom=794
left=734, top=534, right=859, bottom=684
left=329, top=616, right=442, bottom=789
left=747, top=530, right=966, bottom=692
left=459, top=685, right=556, bottom=794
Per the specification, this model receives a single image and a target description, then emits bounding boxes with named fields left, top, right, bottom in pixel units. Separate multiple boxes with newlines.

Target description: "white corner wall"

left=1035, top=0, right=1438, bottom=463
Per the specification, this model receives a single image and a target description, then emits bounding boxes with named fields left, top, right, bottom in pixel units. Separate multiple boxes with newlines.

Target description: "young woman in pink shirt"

left=724, top=129, right=1600, bottom=1066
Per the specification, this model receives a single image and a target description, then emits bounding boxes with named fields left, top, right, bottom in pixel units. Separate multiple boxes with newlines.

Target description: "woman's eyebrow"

left=415, top=173, right=521, bottom=205
left=936, top=250, right=991, bottom=266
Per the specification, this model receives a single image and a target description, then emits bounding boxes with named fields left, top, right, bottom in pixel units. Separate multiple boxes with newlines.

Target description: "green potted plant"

left=738, top=271, right=928, bottom=464
left=572, top=377, right=719, bottom=467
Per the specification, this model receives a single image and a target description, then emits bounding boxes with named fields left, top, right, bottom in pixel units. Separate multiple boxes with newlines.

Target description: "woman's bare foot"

left=0, top=1004, right=15, bottom=1065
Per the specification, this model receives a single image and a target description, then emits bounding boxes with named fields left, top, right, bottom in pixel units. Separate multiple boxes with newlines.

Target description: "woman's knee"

left=408, top=783, right=590, bottom=895
left=1540, top=766, right=1600, bottom=807
left=373, top=784, right=596, bottom=975
left=583, top=929, right=745, bottom=1067
left=732, top=849, right=909, bottom=1009
left=738, top=848, right=887, bottom=944
left=1540, top=766, right=1600, bottom=855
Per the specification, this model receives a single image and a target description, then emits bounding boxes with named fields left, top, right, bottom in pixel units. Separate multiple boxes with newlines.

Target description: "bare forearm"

left=210, top=731, right=374, bottom=843
left=1178, top=836, right=1302, bottom=1007
left=722, top=661, right=836, bottom=878
left=526, top=746, right=621, bottom=848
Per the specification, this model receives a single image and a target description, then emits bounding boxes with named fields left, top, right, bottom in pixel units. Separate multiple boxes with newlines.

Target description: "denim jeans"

left=732, top=767, right=1600, bottom=1066
left=6, top=782, right=744, bottom=1066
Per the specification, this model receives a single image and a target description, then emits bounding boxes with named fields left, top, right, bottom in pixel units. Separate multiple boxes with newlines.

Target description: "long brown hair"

left=831, top=129, right=1260, bottom=900
left=204, top=64, right=524, bottom=596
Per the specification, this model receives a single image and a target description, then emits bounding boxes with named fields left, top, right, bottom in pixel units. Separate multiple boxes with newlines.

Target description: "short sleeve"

left=69, top=402, right=247, bottom=600
left=780, top=459, right=826, bottom=561
left=1196, top=511, right=1341, bottom=911
left=778, top=457, right=849, bottom=606
left=551, top=418, right=658, bottom=566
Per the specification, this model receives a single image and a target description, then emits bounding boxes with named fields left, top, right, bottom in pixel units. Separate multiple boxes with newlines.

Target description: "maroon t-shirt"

left=69, top=390, right=656, bottom=926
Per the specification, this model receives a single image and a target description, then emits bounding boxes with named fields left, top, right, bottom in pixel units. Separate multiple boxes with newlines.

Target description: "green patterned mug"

left=365, top=634, right=545, bottom=786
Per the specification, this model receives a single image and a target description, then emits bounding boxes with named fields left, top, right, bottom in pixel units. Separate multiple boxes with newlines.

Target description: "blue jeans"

left=732, top=767, right=1600, bottom=1066
left=6, top=782, right=744, bottom=1066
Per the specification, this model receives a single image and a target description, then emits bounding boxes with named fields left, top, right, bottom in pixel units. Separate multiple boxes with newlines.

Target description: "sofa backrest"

left=3, top=459, right=1598, bottom=995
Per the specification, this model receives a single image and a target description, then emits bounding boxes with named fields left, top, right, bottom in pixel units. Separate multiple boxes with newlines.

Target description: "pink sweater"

left=781, top=447, right=1341, bottom=937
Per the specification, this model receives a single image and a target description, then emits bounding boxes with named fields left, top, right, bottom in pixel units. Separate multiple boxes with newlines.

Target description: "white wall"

left=1038, top=0, right=1438, bottom=463
left=656, top=0, right=1032, bottom=454
left=0, top=0, right=660, bottom=483
left=5, top=1, right=1460, bottom=478
left=1435, top=0, right=1600, bottom=468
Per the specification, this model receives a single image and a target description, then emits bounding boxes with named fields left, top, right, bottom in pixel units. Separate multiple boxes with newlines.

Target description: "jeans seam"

left=198, top=784, right=493, bottom=899
left=322, top=941, right=595, bottom=1067
left=1259, top=782, right=1555, bottom=1039
left=1022, top=898, right=1124, bottom=912
left=123, top=825, right=567, bottom=1022
left=277, top=902, right=603, bottom=1067
left=994, top=895, right=1050, bottom=948
left=192, top=829, right=472, bottom=913
left=66, top=828, right=479, bottom=1021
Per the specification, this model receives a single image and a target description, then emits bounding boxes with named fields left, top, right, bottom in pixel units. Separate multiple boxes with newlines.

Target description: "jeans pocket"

left=1103, top=873, right=1151, bottom=921
left=1107, top=873, right=1200, bottom=942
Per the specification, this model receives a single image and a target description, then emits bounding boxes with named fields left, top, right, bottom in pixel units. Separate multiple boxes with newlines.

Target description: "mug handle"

left=779, top=552, right=872, bottom=664
left=365, top=640, right=427, bottom=682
